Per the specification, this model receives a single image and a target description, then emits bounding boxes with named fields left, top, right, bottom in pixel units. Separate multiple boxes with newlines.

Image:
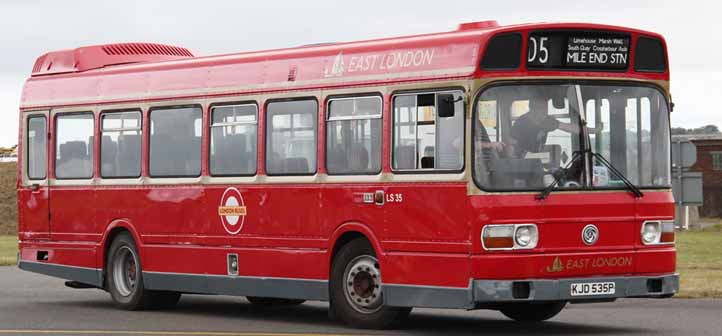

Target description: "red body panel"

left=18, top=188, right=50, bottom=240
left=17, top=22, right=675, bottom=294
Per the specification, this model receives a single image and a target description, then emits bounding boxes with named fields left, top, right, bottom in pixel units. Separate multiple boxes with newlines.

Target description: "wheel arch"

left=97, top=219, right=143, bottom=274
left=327, top=222, right=383, bottom=276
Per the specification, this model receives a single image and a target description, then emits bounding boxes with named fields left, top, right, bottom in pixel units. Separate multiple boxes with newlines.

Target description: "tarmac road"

left=0, top=267, right=720, bottom=336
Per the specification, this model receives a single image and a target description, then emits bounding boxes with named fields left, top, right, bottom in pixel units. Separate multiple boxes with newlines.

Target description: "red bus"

left=17, top=21, right=677, bottom=328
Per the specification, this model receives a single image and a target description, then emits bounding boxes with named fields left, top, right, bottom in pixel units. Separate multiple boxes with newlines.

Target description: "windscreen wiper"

left=536, top=149, right=585, bottom=200
left=591, top=152, right=644, bottom=198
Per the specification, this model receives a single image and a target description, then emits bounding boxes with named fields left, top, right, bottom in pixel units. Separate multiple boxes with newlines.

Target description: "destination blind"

left=526, top=32, right=630, bottom=70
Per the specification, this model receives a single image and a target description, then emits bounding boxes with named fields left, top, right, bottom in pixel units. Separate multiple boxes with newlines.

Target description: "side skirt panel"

left=18, top=261, right=103, bottom=288
left=143, top=271, right=329, bottom=301
left=384, top=283, right=474, bottom=309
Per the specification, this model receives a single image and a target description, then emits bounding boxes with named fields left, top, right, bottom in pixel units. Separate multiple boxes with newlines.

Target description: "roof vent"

left=101, top=43, right=193, bottom=57
left=457, top=20, right=499, bottom=31
left=31, top=43, right=194, bottom=77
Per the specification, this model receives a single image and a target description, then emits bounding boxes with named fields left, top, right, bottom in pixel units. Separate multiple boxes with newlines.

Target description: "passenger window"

left=266, top=99, right=317, bottom=175
left=101, top=111, right=142, bottom=178
left=149, top=106, right=202, bottom=177
left=210, top=104, right=258, bottom=176
left=326, top=96, right=382, bottom=175
left=27, top=116, right=47, bottom=180
left=392, top=91, right=464, bottom=171
left=55, top=113, right=94, bottom=179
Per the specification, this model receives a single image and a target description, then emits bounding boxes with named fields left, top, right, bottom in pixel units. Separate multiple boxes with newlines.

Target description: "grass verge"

left=0, top=162, right=17, bottom=235
left=676, top=229, right=722, bottom=298
left=0, top=235, right=17, bottom=266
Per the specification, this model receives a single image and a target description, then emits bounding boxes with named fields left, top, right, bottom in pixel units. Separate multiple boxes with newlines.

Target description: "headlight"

left=641, top=220, right=675, bottom=245
left=482, top=224, right=538, bottom=250
left=641, top=221, right=661, bottom=245
left=515, top=226, right=533, bottom=246
left=515, top=225, right=538, bottom=248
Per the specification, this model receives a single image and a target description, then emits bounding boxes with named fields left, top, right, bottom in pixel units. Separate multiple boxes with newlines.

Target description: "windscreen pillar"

left=609, top=96, right=627, bottom=176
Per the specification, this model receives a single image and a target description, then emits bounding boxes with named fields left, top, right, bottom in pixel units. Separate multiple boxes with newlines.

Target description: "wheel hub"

left=112, top=246, right=138, bottom=297
left=344, top=255, right=382, bottom=313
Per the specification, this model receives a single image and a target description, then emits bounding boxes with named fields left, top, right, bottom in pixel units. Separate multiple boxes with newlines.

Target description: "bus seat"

left=213, top=138, right=230, bottom=173
left=58, top=141, right=89, bottom=177
left=214, top=134, right=247, bottom=173
left=118, top=134, right=141, bottom=175
left=327, top=147, right=348, bottom=173
left=395, top=145, right=415, bottom=169
left=87, top=136, right=94, bottom=159
left=150, top=133, right=173, bottom=173
left=421, top=156, right=434, bottom=168
left=230, top=135, right=248, bottom=171
left=285, top=157, right=309, bottom=173
left=60, top=141, right=87, bottom=160
left=187, top=136, right=202, bottom=171
left=348, top=146, right=369, bottom=172
left=268, top=152, right=282, bottom=173
left=239, top=151, right=253, bottom=173
left=421, top=146, right=435, bottom=168
left=423, top=146, right=435, bottom=157
left=101, top=136, right=118, bottom=175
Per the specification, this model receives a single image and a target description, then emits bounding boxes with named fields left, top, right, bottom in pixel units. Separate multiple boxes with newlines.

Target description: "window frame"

left=264, top=97, right=319, bottom=176
left=99, top=109, right=143, bottom=179
left=470, top=79, right=672, bottom=193
left=711, top=151, right=722, bottom=171
left=148, top=104, right=204, bottom=178
left=325, top=94, right=383, bottom=176
left=54, top=111, right=95, bottom=180
left=26, top=114, right=47, bottom=180
left=208, top=101, right=259, bottom=177
left=390, top=88, right=466, bottom=174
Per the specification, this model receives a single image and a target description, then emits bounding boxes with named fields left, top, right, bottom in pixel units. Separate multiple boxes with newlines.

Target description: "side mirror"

left=437, top=94, right=457, bottom=118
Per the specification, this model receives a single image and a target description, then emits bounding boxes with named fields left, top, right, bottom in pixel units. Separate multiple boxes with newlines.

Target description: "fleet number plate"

left=570, top=282, right=616, bottom=296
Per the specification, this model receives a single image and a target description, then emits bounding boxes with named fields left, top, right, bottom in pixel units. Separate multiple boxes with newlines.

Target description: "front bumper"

left=384, top=274, right=679, bottom=309
left=474, top=274, right=679, bottom=302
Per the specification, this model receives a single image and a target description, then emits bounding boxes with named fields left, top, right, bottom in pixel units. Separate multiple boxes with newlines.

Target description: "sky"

left=0, top=0, right=719, bottom=147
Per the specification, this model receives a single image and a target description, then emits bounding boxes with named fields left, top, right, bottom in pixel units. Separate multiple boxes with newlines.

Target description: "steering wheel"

left=550, top=165, right=582, bottom=188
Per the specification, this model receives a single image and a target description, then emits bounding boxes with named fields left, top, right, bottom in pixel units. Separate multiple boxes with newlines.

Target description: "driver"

left=510, top=95, right=580, bottom=157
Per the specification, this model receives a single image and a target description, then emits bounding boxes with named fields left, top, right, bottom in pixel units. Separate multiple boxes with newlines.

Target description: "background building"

left=673, top=134, right=722, bottom=217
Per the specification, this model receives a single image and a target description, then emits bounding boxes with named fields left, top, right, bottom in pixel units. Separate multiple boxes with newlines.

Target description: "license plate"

left=570, top=282, right=616, bottom=296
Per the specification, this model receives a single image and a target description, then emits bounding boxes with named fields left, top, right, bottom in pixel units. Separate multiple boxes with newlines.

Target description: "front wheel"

left=106, top=232, right=181, bottom=310
left=330, top=239, right=411, bottom=329
left=499, top=301, right=566, bottom=322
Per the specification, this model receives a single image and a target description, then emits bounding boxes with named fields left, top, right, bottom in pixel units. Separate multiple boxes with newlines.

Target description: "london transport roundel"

left=218, top=187, right=247, bottom=235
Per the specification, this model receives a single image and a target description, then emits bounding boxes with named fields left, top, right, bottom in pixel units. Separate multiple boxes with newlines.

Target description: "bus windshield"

left=473, top=83, right=670, bottom=191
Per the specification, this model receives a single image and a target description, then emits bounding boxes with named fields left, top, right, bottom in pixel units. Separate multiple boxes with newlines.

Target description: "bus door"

left=383, top=91, right=470, bottom=245
left=19, top=112, right=50, bottom=240
left=49, top=112, right=97, bottom=243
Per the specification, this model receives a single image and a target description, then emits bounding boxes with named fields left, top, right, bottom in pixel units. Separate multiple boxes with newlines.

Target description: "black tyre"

left=500, top=301, right=566, bottom=322
left=246, top=297, right=305, bottom=306
left=330, top=238, right=411, bottom=329
left=106, top=232, right=181, bottom=310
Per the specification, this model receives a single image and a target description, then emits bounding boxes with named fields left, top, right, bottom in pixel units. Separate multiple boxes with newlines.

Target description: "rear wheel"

left=499, top=301, right=566, bottom=322
left=246, top=297, right=305, bottom=306
left=330, top=239, right=411, bottom=329
left=106, top=232, right=181, bottom=310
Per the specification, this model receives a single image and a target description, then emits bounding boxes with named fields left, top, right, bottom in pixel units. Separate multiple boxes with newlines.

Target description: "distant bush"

left=0, top=163, right=17, bottom=235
